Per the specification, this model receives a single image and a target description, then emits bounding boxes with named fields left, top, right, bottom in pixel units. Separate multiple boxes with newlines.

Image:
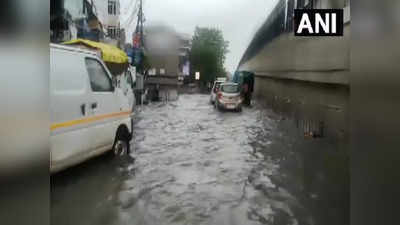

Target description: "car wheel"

left=112, top=128, right=130, bottom=156
left=217, top=103, right=223, bottom=112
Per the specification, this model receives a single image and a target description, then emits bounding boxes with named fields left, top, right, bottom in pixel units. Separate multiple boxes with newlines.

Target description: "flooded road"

left=51, top=94, right=348, bottom=225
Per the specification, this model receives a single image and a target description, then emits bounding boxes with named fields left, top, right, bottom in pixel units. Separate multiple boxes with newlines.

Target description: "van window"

left=85, top=58, right=114, bottom=92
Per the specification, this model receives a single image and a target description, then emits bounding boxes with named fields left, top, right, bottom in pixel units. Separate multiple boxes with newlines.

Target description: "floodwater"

left=51, top=94, right=348, bottom=225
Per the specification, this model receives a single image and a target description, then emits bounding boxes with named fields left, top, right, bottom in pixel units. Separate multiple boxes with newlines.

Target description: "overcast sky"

left=120, top=0, right=279, bottom=73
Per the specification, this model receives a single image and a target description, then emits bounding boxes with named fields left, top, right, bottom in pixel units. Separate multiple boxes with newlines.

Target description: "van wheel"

left=112, top=129, right=130, bottom=156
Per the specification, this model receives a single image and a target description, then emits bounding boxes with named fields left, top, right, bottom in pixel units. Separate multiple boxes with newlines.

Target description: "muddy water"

left=51, top=94, right=348, bottom=225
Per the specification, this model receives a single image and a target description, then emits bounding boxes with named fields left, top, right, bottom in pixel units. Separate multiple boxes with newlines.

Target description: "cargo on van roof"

left=63, top=39, right=129, bottom=76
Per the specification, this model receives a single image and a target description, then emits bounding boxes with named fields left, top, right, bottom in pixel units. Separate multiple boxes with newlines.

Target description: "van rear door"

left=50, top=48, right=92, bottom=169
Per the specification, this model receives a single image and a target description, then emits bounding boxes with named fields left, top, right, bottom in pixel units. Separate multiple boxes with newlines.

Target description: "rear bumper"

left=217, top=101, right=242, bottom=110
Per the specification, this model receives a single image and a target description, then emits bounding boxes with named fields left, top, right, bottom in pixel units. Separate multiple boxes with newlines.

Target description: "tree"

left=138, top=53, right=151, bottom=75
left=190, top=27, right=229, bottom=84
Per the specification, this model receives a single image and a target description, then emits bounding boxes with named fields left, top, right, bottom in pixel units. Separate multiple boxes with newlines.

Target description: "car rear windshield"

left=221, top=85, right=239, bottom=93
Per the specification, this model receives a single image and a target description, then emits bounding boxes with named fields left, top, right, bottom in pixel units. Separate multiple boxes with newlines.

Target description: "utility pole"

left=134, top=0, right=144, bottom=48
left=132, top=0, right=145, bottom=73
left=139, top=0, right=144, bottom=47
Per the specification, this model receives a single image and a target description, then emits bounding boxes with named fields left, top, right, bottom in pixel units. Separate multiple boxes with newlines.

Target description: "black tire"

left=112, top=127, right=130, bottom=156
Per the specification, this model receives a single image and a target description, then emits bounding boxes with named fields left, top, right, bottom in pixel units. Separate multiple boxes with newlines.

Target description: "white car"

left=50, top=44, right=132, bottom=173
left=215, top=83, right=243, bottom=112
left=209, top=80, right=224, bottom=104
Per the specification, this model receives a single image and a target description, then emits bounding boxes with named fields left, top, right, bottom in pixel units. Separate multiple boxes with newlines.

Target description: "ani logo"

left=294, top=9, right=343, bottom=36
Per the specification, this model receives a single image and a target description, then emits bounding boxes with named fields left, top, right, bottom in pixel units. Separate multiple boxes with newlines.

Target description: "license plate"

left=226, top=104, right=235, bottom=109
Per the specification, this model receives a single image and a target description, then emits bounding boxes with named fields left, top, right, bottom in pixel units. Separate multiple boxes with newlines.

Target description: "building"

left=144, top=25, right=192, bottom=101
left=92, top=0, right=125, bottom=48
left=51, top=0, right=103, bottom=43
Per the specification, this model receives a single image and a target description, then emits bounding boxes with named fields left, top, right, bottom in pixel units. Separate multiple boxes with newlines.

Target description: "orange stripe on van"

left=50, top=111, right=132, bottom=131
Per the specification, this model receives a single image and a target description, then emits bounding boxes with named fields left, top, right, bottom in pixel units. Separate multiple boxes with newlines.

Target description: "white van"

left=50, top=44, right=132, bottom=173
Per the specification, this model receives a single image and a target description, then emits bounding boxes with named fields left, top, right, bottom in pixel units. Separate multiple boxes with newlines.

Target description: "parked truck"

left=232, top=71, right=255, bottom=106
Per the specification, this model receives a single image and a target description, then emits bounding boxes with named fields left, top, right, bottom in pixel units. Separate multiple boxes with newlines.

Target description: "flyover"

left=237, top=0, right=351, bottom=143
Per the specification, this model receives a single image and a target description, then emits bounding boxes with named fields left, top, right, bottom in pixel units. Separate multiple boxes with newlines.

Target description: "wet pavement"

left=51, top=94, right=348, bottom=225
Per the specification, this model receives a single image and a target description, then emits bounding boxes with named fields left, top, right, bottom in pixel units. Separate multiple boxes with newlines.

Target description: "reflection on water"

left=253, top=77, right=350, bottom=225
left=296, top=118, right=325, bottom=138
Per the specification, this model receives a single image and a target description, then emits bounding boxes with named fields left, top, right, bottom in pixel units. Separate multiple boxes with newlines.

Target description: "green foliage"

left=190, top=27, right=229, bottom=83
left=137, top=52, right=151, bottom=74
